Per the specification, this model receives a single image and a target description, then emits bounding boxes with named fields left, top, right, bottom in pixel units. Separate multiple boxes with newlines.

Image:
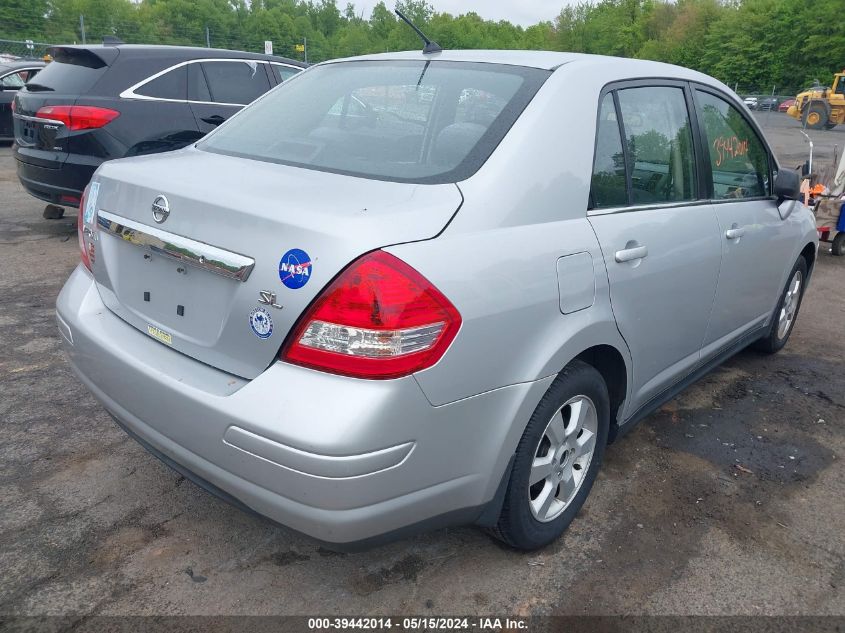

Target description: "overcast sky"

left=352, top=1, right=581, bottom=27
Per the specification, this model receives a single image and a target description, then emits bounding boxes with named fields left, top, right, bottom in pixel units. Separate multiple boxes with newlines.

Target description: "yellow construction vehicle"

left=787, top=71, right=845, bottom=130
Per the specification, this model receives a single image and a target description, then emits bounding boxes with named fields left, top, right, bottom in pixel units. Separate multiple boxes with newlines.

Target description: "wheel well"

left=574, top=345, right=627, bottom=442
left=800, top=242, right=816, bottom=275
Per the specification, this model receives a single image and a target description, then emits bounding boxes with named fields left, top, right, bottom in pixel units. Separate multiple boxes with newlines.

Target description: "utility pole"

left=79, top=14, right=86, bottom=45
left=304, top=37, right=308, bottom=64
left=205, top=25, right=210, bottom=48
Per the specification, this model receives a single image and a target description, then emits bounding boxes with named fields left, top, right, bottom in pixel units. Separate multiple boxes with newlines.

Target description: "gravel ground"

left=1, top=111, right=844, bottom=622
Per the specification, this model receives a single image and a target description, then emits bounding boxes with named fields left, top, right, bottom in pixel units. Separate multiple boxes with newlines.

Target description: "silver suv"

left=57, top=50, right=818, bottom=550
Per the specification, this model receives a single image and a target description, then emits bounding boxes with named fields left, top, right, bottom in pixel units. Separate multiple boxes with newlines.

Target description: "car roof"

left=325, top=49, right=580, bottom=70
left=321, top=49, right=727, bottom=86
left=48, top=44, right=306, bottom=67
left=0, top=60, right=47, bottom=73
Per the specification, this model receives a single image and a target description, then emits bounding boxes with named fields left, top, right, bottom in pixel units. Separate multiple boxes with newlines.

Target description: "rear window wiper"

left=24, top=83, right=54, bottom=92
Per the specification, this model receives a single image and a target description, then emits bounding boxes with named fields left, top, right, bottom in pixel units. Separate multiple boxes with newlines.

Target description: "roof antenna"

left=394, top=8, right=442, bottom=54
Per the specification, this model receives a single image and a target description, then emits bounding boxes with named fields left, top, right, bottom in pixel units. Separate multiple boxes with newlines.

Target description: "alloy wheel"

left=777, top=269, right=803, bottom=340
left=528, top=395, right=598, bottom=522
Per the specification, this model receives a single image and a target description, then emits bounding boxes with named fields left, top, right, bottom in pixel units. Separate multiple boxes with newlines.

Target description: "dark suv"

left=14, top=44, right=304, bottom=212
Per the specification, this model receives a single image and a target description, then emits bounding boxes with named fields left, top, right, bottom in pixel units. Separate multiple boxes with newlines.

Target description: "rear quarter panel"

left=388, top=222, right=629, bottom=408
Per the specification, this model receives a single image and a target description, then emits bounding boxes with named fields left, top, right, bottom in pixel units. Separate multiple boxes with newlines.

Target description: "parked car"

left=13, top=44, right=304, bottom=212
left=757, top=96, right=778, bottom=111
left=57, top=50, right=818, bottom=551
left=743, top=96, right=758, bottom=109
left=779, top=98, right=796, bottom=112
left=0, top=60, right=45, bottom=141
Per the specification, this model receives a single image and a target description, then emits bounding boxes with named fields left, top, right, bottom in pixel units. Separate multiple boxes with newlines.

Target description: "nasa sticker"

left=248, top=307, right=274, bottom=339
left=278, top=248, right=312, bottom=289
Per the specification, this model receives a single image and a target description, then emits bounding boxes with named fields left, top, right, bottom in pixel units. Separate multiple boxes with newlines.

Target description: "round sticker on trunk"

left=278, top=248, right=312, bottom=289
left=249, top=307, right=274, bottom=339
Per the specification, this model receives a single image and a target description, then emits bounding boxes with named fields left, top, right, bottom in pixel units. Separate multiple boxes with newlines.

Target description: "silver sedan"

left=57, top=50, right=817, bottom=550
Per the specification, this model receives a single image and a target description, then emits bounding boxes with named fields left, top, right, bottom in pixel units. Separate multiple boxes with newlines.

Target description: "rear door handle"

left=201, top=115, right=226, bottom=126
left=614, top=245, right=648, bottom=263
left=725, top=225, right=746, bottom=240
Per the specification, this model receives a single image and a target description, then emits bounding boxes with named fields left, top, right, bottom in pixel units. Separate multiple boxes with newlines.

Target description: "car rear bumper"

left=15, top=152, right=99, bottom=207
left=56, top=265, right=550, bottom=545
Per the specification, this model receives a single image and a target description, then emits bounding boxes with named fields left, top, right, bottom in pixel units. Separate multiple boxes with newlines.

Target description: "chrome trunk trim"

left=97, top=210, right=255, bottom=282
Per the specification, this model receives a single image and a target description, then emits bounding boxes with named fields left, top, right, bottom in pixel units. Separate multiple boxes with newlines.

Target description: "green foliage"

left=0, top=0, right=842, bottom=94
left=0, top=0, right=48, bottom=40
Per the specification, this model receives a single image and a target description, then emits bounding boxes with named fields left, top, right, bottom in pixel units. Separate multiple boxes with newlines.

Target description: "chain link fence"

left=0, top=31, right=314, bottom=63
left=0, top=38, right=52, bottom=62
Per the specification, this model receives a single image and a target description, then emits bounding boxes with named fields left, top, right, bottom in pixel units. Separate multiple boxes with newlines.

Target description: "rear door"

left=693, top=87, right=797, bottom=355
left=189, top=59, right=273, bottom=134
left=587, top=83, right=723, bottom=412
left=14, top=47, right=117, bottom=167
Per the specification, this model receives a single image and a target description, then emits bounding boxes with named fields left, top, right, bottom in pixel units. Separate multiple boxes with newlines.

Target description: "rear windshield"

left=25, top=51, right=109, bottom=94
left=198, top=60, right=549, bottom=184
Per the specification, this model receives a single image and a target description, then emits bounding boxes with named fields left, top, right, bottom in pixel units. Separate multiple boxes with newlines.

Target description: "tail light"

left=281, top=251, right=461, bottom=379
left=36, top=105, right=120, bottom=131
left=77, top=185, right=96, bottom=271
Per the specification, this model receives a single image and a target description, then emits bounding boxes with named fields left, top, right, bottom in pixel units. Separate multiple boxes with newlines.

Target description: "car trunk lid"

left=89, top=147, right=462, bottom=379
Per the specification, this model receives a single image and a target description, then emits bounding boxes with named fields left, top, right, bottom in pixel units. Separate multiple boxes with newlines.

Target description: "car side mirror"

left=774, top=169, right=801, bottom=201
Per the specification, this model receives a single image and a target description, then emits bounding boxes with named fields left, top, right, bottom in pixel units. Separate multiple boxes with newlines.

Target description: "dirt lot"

left=1, top=112, right=844, bottom=622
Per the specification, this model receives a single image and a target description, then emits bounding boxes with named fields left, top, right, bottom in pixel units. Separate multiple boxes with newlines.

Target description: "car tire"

left=803, top=104, right=828, bottom=130
left=490, top=360, right=610, bottom=551
left=753, top=257, right=808, bottom=354
left=832, top=233, right=845, bottom=257
left=824, top=122, right=837, bottom=130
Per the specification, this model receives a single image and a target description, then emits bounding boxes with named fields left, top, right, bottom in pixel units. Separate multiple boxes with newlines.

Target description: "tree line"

left=1, top=0, right=843, bottom=95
